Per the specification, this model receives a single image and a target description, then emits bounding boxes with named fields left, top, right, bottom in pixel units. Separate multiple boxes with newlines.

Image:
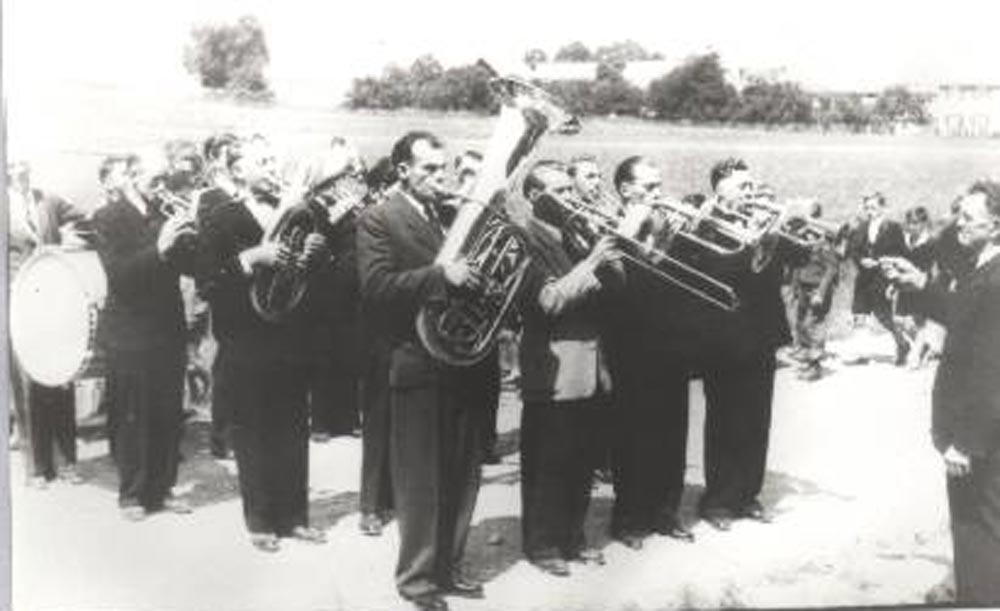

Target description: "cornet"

left=149, top=184, right=195, bottom=221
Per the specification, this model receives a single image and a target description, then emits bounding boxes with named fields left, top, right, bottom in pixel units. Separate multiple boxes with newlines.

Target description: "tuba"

left=415, top=70, right=580, bottom=366
left=249, top=153, right=369, bottom=323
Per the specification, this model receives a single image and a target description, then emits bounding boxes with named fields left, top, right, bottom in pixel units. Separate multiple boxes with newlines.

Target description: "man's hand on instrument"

left=943, top=445, right=972, bottom=477
left=442, top=259, right=484, bottom=292
left=156, top=216, right=197, bottom=260
left=586, top=235, right=623, bottom=268
left=879, top=256, right=927, bottom=291
left=297, top=232, right=330, bottom=271
left=809, top=292, right=824, bottom=308
left=241, top=242, right=293, bottom=270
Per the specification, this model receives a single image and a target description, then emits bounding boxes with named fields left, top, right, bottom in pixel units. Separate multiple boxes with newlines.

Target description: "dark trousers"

left=947, top=450, right=1000, bottom=605
left=479, top=350, right=501, bottom=457
left=210, top=355, right=232, bottom=453
left=699, top=352, right=776, bottom=516
left=794, top=284, right=833, bottom=363
left=360, top=346, right=392, bottom=516
left=28, top=383, right=77, bottom=480
left=308, top=356, right=360, bottom=436
left=611, top=361, right=690, bottom=536
left=217, top=345, right=310, bottom=535
left=872, top=295, right=908, bottom=356
left=106, top=348, right=185, bottom=509
left=390, top=383, right=483, bottom=599
left=521, top=396, right=604, bottom=560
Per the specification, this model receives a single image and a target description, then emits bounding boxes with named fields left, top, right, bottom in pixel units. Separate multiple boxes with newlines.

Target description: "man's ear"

left=395, top=163, right=410, bottom=182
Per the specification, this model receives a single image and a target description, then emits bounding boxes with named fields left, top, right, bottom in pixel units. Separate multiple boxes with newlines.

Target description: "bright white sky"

left=3, top=0, right=1000, bottom=100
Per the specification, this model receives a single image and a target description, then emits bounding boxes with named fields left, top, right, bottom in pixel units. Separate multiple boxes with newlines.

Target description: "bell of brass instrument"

left=543, top=193, right=742, bottom=312
left=249, top=202, right=312, bottom=324
left=416, top=70, right=579, bottom=366
left=248, top=175, right=367, bottom=323
left=149, top=184, right=195, bottom=220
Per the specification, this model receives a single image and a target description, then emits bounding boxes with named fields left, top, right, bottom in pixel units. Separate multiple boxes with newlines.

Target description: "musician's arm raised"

left=356, top=206, right=448, bottom=311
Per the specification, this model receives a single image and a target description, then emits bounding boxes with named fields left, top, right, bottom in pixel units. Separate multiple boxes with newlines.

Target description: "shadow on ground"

left=463, top=496, right=617, bottom=584
left=74, top=420, right=242, bottom=508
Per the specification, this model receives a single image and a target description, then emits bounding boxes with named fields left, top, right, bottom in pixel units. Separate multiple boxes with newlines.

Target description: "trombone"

left=540, top=192, right=742, bottom=312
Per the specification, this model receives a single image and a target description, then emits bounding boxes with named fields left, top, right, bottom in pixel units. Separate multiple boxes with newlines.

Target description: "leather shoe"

left=531, top=557, right=570, bottom=577
left=612, top=531, right=644, bottom=550
left=653, top=519, right=695, bottom=543
left=701, top=514, right=733, bottom=531
left=445, top=576, right=484, bottom=599
left=569, top=548, right=606, bottom=566
left=359, top=513, right=383, bottom=536
left=738, top=503, right=773, bottom=523
left=405, top=593, right=449, bottom=611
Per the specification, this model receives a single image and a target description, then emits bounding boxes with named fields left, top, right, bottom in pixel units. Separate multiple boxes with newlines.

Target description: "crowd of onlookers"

left=780, top=190, right=969, bottom=381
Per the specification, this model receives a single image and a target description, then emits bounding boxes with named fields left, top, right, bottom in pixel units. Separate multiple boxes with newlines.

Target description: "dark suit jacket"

left=8, top=189, right=86, bottom=274
left=195, top=187, right=308, bottom=362
left=848, top=218, right=906, bottom=313
left=356, top=190, right=494, bottom=390
left=305, top=200, right=361, bottom=370
left=911, top=254, right=1000, bottom=457
left=91, top=198, right=187, bottom=355
left=518, top=219, right=611, bottom=402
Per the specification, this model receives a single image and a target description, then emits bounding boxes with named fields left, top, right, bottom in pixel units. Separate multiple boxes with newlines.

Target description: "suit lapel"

left=387, top=192, right=443, bottom=257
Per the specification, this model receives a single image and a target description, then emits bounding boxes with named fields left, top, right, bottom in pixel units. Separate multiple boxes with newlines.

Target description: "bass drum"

left=10, top=247, right=108, bottom=387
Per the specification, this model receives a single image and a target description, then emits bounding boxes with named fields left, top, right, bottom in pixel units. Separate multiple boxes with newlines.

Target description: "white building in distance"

left=929, top=84, right=1000, bottom=137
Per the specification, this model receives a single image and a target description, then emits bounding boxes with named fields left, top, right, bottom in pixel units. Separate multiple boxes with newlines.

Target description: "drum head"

left=10, top=250, right=105, bottom=386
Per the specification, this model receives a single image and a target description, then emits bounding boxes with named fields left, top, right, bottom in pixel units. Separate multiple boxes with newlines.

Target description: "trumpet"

left=149, top=184, right=195, bottom=221
left=542, top=192, right=741, bottom=311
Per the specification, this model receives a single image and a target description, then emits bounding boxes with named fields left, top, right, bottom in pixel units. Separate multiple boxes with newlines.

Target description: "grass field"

left=12, top=83, right=1000, bottom=226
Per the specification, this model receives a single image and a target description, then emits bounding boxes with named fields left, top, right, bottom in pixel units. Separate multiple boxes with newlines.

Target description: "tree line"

left=181, top=23, right=930, bottom=132
left=346, top=50, right=929, bottom=132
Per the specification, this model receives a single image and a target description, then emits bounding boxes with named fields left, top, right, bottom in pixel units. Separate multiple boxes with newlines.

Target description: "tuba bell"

left=249, top=148, right=369, bottom=323
left=415, top=69, right=579, bottom=366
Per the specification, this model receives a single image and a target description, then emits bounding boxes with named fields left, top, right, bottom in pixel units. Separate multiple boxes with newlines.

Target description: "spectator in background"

left=935, top=195, right=977, bottom=290
left=846, top=191, right=909, bottom=364
left=789, top=201, right=841, bottom=381
left=896, top=206, right=938, bottom=368
left=7, top=159, right=89, bottom=487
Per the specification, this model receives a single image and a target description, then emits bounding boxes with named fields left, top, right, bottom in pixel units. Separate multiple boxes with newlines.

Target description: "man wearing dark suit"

left=298, top=142, right=366, bottom=441
left=91, top=154, right=196, bottom=520
left=517, top=160, right=620, bottom=577
left=881, top=180, right=1000, bottom=605
left=846, top=191, right=908, bottom=363
left=7, top=160, right=88, bottom=486
left=606, top=156, right=698, bottom=550
left=196, top=139, right=328, bottom=553
left=697, top=158, right=804, bottom=531
left=357, top=158, right=399, bottom=537
left=356, top=131, right=489, bottom=611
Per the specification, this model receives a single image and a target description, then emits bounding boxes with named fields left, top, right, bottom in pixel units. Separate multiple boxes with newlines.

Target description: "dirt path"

left=11, top=332, right=951, bottom=610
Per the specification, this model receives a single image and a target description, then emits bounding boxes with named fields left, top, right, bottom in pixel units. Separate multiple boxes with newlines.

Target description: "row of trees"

left=347, top=51, right=930, bottom=131
left=181, top=23, right=930, bottom=131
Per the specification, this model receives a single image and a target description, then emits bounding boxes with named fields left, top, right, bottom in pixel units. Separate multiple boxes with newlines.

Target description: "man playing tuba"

left=356, top=131, right=492, bottom=611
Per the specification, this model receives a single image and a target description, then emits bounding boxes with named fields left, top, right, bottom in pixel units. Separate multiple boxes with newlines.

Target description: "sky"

left=3, top=0, right=1000, bottom=103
